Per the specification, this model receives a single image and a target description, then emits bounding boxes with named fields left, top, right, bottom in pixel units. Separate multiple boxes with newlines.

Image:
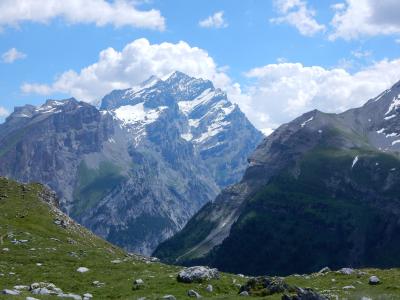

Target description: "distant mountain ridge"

left=0, top=71, right=263, bottom=255
left=154, top=80, right=400, bottom=275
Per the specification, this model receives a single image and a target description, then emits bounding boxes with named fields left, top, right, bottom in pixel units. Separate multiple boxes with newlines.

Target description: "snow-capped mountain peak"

left=101, top=71, right=262, bottom=185
left=105, top=72, right=247, bottom=150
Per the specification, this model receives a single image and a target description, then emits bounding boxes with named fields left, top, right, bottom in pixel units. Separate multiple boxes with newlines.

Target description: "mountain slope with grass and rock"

left=0, top=176, right=398, bottom=300
left=154, top=80, right=400, bottom=277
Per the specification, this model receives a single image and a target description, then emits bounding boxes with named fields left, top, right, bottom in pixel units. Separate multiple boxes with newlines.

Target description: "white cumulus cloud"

left=2, top=48, right=27, bottom=63
left=0, top=0, right=165, bottom=31
left=330, top=0, right=400, bottom=40
left=270, top=0, right=325, bottom=36
left=243, top=59, right=400, bottom=132
left=199, top=11, right=228, bottom=29
left=21, top=38, right=231, bottom=103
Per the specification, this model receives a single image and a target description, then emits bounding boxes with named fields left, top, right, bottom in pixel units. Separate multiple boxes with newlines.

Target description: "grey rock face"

left=0, top=72, right=262, bottom=255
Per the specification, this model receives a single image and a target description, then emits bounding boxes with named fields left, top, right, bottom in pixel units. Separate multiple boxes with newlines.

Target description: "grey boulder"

left=177, top=266, right=219, bottom=283
left=369, top=275, right=380, bottom=285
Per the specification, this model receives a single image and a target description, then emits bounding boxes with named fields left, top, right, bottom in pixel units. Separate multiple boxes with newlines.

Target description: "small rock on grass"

left=134, top=279, right=144, bottom=285
left=133, top=278, right=145, bottom=290
left=58, top=293, right=82, bottom=299
left=2, top=289, right=20, bottom=295
left=77, top=267, right=89, bottom=273
left=283, top=288, right=328, bottom=300
left=318, top=267, right=331, bottom=274
left=338, top=268, right=354, bottom=275
left=111, top=259, right=122, bottom=264
left=92, top=280, right=105, bottom=287
left=368, top=276, right=380, bottom=285
left=162, top=295, right=176, bottom=300
left=343, top=285, right=355, bottom=290
left=14, top=285, right=29, bottom=290
left=188, top=289, right=202, bottom=298
left=205, top=284, right=213, bottom=292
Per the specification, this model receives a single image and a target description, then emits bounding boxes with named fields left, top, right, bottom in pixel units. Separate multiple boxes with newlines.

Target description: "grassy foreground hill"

left=0, top=177, right=245, bottom=299
left=0, top=176, right=400, bottom=299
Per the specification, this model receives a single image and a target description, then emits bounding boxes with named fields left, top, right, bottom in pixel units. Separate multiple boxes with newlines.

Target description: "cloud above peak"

left=22, top=38, right=231, bottom=103
left=21, top=38, right=400, bottom=136
left=0, top=0, right=165, bottom=31
left=244, top=59, right=400, bottom=131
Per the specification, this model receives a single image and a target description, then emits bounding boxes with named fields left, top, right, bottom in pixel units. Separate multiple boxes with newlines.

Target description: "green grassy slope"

left=71, top=161, right=126, bottom=218
left=0, top=177, right=247, bottom=299
left=1, top=176, right=400, bottom=299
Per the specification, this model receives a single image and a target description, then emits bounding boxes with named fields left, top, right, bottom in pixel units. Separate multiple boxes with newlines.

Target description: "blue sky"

left=1, top=0, right=400, bottom=132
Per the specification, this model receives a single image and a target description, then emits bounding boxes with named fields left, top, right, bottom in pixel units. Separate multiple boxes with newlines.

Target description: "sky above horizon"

left=1, top=0, right=400, bottom=133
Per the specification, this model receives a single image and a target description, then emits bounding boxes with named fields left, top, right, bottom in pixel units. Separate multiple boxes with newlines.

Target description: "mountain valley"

left=0, top=72, right=262, bottom=255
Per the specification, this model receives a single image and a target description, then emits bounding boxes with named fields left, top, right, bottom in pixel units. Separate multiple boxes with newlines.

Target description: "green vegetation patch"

left=72, top=161, right=126, bottom=218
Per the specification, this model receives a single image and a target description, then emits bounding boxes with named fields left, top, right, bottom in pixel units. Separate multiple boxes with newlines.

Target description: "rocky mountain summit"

left=155, top=81, right=400, bottom=275
left=0, top=71, right=263, bottom=255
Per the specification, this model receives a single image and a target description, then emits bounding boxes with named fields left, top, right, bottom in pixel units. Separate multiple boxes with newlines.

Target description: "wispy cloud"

left=199, top=11, right=228, bottom=29
left=2, top=48, right=26, bottom=63
left=270, top=0, right=325, bottom=37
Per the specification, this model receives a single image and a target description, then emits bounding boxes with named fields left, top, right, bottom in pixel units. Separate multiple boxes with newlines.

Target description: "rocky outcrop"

left=239, top=277, right=328, bottom=299
left=177, top=266, right=219, bottom=283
